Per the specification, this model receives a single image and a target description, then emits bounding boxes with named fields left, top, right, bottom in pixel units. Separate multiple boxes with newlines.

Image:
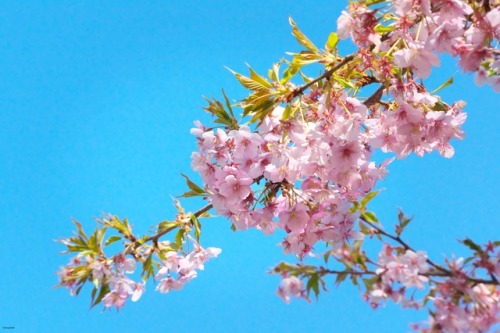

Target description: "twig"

left=363, top=84, right=385, bottom=108
left=359, top=216, right=499, bottom=286
left=292, top=54, right=356, bottom=97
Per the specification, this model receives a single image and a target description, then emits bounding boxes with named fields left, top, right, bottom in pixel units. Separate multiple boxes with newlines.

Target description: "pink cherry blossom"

left=91, top=260, right=111, bottom=281
left=156, top=277, right=184, bottom=294
left=279, top=202, right=310, bottom=233
left=276, top=276, right=309, bottom=304
left=393, top=41, right=440, bottom=79
left=218, top=173, right=253, bottom=203
left=426, top=18, right=464, bottom=54
left=102, top=289, right=129, bottom=309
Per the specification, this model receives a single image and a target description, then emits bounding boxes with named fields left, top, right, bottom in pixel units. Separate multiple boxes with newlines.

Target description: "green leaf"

left=175, top=229, right=186, bottom=248
left=104, top=235, right=122, bottom=247
left=179, top=173, right=206, bottom=198
left=395, top=209, right=413, bottom=236
left=202, top=96, right=238, bottom=130
left=432, top=101, right=448, bottom=111
left=362, top=276, right=378, bottom=291
left=325, top=32, right=339, bottom=53
left=198, top=211, right=212, bottom=218
left=463, top=256, right=475, bottom=265
left=72, top=219, right=88, bottom=240
left=335, top=272, right=348, bottom=287
left=306, top=273, right=320, bottom=298
left=280, top=65, right=299, bottom=84
left=158, top=221, right=178, bottom=234
left=365, top=0, right=386, bottom=5
left=96, top=227, right=107, bottom=247
left=362, top=211, right=378, bottom=223
left=90, top=286, right=97, bottom=305
left=323, top=251, right=330, bottom=264
left=141, top=253, right=155, bottom=280
left=333, top=73, right=356, bottom=90
left=431, top=75, right=454, bottom=94
left=281, top=105, right=293, bottom=121
left=461, top=238, right=482, bottom=253
left=291, top=51, right=321, bottom=66
left=87, top=228, right=100, bottom=253
left=90, top=284, right=110, bottom=309
left=221, top=89, right=235, bottom=118
left=374, top=25, right=395, bottom=34
left=360, top=191, right=380, bottom=210
left=268, top=62, right=280, bottom=82
left=74, top=284, right=85, bottom=296
left=65, top=244, right=89, bottom=253
left=190, top=214, right=202, bottom=242
left=181, top=174, right=205, bottom=193
left=246, top=98, right=277, bottom=124
left=92, top=277, right=100, bottom=289
left=247, top=65, right=273, bottom=89
left=349, top=201, right=360, bottom=214
left=289, top=17, right=319, bottom=52
left=350, top=275, right=359, bottom=286
left=227, top=67, right=270, bottom=91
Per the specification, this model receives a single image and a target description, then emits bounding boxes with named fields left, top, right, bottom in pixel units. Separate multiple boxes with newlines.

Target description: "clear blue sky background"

left=1, top=1, right=498, bottom=332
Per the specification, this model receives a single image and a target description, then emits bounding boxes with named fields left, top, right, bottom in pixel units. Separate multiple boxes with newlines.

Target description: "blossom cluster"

left=363, top=243, right=500, bottom=332
left=57, top=253, right=144, bottom=309
left=414, top=257, right=500, bottom=332
left=192, top=86, right=466, bottom=259
left=366, top=244, right=430, bottom=309
left=57, top=236, right=220, bottom=310
left=155, top=238, right=221, bottom=294
left=338, top=0, right=500, bottom=91
left=422, top=279, right=500, bottom=332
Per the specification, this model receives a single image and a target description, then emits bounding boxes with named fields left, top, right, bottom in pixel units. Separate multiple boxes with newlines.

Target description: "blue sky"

left=1, top=1, right=498, bottom=332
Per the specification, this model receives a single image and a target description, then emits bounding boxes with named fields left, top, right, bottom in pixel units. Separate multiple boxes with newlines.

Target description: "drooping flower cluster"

left=365, top=244, right=429, bottom=309
left=155, top=237, right=221, bottom=294
left=422, top=281, right=500, bottom=332
left=57, top=229, right=220, bottom=310
left=102, top=276, right=144, bottom=309
left=57, top=252, right=144, bottom=309
left=412, top=257, right=500, bottom=332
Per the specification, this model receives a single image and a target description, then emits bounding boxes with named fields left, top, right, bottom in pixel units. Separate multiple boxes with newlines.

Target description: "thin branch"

left=319, top=268, right=376, bottom=277
left=359, top=217, right=499, bottom=286
left=290, top=28, right=395, bottom=99
left=363, top=84, right=385, bottom=108
left=292, top=54, right=356, bottom=97
left=146, top=203, right=214, bottom=244
left=361, top=216, right=446, bottom=272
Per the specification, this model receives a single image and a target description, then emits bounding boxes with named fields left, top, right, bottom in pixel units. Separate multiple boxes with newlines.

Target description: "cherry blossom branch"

left=57, top=3, right=500, bottom=328
left=360, top=216, right=499, bottom=286
left=319, top=263, right=498, bottom=285
left=361, top=215, right=447, bottom=271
